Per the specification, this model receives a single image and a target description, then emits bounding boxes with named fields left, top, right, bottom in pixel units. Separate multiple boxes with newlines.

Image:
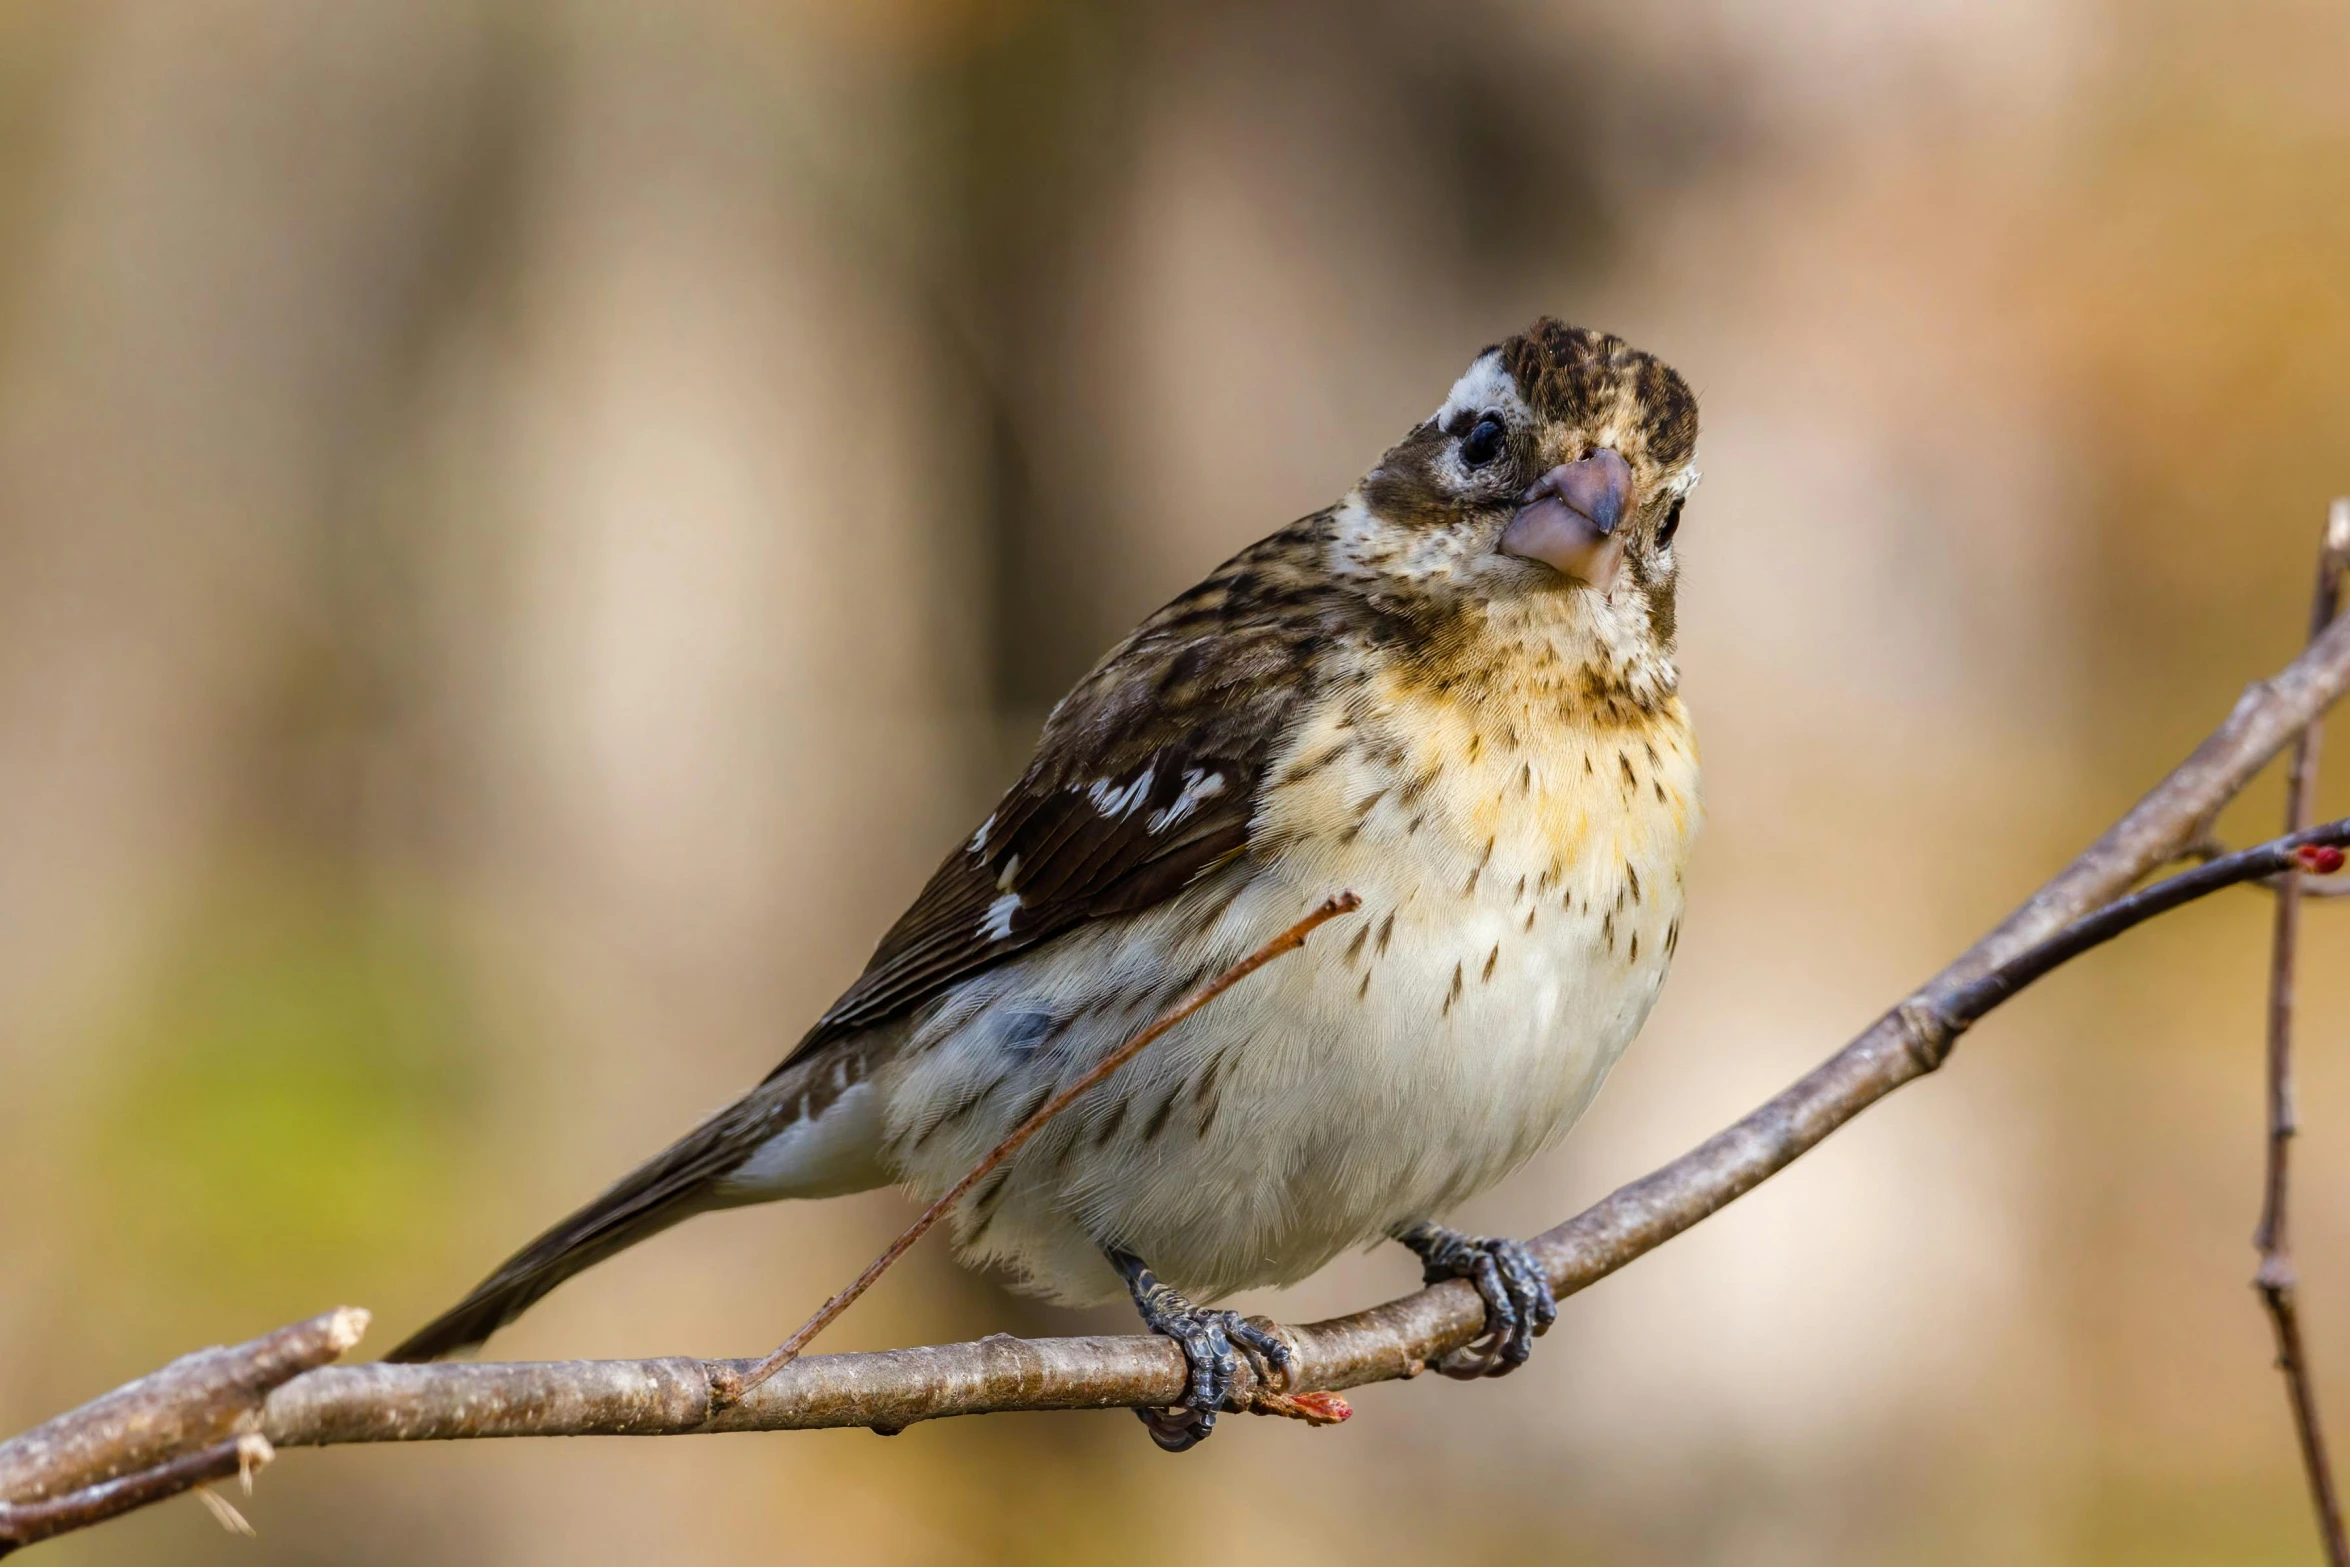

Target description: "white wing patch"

left=1084, top=768, right=1155, bottom=819
left=981, top=892, right=1022, bottom=941
left=1145, top=768, right=1227, bottom=832
left=969, top=813, right=996, bottom=853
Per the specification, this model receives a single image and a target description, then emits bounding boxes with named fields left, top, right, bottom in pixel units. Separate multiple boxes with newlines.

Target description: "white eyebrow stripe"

left=1431, top=351, right=1525, bottom=430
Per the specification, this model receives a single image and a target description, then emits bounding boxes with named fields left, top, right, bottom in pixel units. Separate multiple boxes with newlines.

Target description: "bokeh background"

left=3, top=1, right=2349, bottom=1562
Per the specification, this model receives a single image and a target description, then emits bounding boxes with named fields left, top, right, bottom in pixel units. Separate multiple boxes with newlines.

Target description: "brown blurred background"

left=3, top=1, right=2348, bottom=1562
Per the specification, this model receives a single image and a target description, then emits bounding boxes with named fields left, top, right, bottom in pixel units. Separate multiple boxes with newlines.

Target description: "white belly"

left=876, top=699, right=1698, bottom=1305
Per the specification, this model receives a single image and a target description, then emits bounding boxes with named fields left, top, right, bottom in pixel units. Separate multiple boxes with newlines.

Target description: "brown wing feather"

left=390, top=518, right=1358, bottom=1361
left=769, top=516, right=1352, bottom=1075
left=389, top=515, right=1385, bottom=1362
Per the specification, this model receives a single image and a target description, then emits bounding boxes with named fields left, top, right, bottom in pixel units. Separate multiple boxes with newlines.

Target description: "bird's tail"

left=384, top=1089, right=789, bottom=1363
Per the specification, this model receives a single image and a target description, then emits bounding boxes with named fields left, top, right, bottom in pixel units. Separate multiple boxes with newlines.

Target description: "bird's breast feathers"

left=878, top=618, right=1699, bottom=1304
left=1248, top=652, right=1700, bottom=1199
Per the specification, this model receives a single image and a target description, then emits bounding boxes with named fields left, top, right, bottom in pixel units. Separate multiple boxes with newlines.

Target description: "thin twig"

left=2178, top=836, right=2350, bottom=897
left=1939, top=823, right=2350, bottom=1026
left=731, top=892, right=1361, bottom=1401
left=0, top=1308, right=363, bottom=1509
left=6, top=603, right=2350, bottom=1555
left=2257, top=499, right=2350, bottom=1567
left=0, top=1435, right=271, bottom=1556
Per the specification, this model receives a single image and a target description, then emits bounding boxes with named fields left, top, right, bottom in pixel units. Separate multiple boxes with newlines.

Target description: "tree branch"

left=0, top=1310, right=361, bottom=1556
left=2255, top=499, right=2350, bottom=1567
left=8, top=598, right=2350, bottom=1555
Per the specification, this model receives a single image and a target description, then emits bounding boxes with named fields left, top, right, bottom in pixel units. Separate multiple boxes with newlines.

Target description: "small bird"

left=389, top=318, right=1704, bottom=1450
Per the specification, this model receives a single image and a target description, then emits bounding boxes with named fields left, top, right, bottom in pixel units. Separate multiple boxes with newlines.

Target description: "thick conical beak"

left=1500, top=448, right=1633, bottom=591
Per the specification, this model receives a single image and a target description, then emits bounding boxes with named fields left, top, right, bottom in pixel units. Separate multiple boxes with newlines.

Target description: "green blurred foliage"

left=77, top=864, right=482, bottom=1337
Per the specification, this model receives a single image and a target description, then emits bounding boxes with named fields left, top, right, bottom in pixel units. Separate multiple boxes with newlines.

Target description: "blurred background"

left=2, top=1, right=2348, bottom=1562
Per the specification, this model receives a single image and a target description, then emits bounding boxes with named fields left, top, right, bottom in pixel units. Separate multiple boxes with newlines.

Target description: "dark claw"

left=1394, top=1223, right=1557, bottom=1378
left=1107, top=1247, right=1293, bottom=1452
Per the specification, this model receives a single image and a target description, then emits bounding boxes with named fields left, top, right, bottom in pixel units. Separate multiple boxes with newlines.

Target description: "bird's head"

left=1334, top=318, right=1700, bottom=660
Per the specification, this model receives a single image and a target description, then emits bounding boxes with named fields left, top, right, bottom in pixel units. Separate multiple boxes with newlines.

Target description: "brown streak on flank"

left=1007, top=1083, right=1054, bottom=1136
left=1627, top=864, right=1642, bottom=903
left=970, top=1167, right=1010, bottom=1217
left=1583, top=754, right=1595, bottom=775
left=913, top=1075, right=998, bottom=1151
left=1464, top=864, right=1482, bottom=897
left=1279, top=739, right=1351, bottom=787
left=1191, top=875, right=1249, bottom=934
left=1666, top=918, right=1681, bottom=956
left=1376, top=910, right=1396, bottom=955
left=1141, top=1087, right=1181, bottom=1143
left=1345, top=924, right=1371, bottom=963
left=1654, top=779, right=1668, bottom=803
left=1629, top=931, right=1640, bottom=964
left=1450, top=962, right=1465, bottom=1003
left=1194, top=1051, right=1226, bottom=1106
left=1089, top=1099, right=1128, bottom=1149
left=1619, top=752, right=1638, bottom=787
left=1353, top=786, right=1389, bottom=819
left=1466, top=732, right=1482, bottom=763
left=1519, top=761, right=1533, bottom=796
left=1601, top=911, right=1616, bottom=951
left=1357, top=969, right=1372, bottom=1000
left=1524, top=907, right=1537, bottom=931
left=1483, top=944, right=1500, bottom=982
left=1195, top=1090, right=1221, bottom=1140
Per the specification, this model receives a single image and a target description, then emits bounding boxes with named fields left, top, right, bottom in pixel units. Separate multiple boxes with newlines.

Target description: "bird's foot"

left=1108, top=1248, right=1293, bottom=1452
left=1394, top=1222, right=1556, bottom=1379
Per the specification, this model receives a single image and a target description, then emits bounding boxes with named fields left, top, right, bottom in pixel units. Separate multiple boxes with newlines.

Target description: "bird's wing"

left=770, top=523, right=1343, bottom=1076
left=385, top=522, right=1347, bottom=1363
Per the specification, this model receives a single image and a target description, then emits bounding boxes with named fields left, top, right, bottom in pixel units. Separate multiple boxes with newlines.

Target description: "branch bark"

left=0, top=1310, right=361, bottom=1555
left=2255, top=499, right=2350, bottom=1567
left=8, top=601, right=2350, bottom=1554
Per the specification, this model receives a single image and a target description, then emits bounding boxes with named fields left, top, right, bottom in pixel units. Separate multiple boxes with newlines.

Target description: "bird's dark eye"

left=1657, top=497, right=1685, bottom=548
left=1460, top=413, right=1505, bottom=469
